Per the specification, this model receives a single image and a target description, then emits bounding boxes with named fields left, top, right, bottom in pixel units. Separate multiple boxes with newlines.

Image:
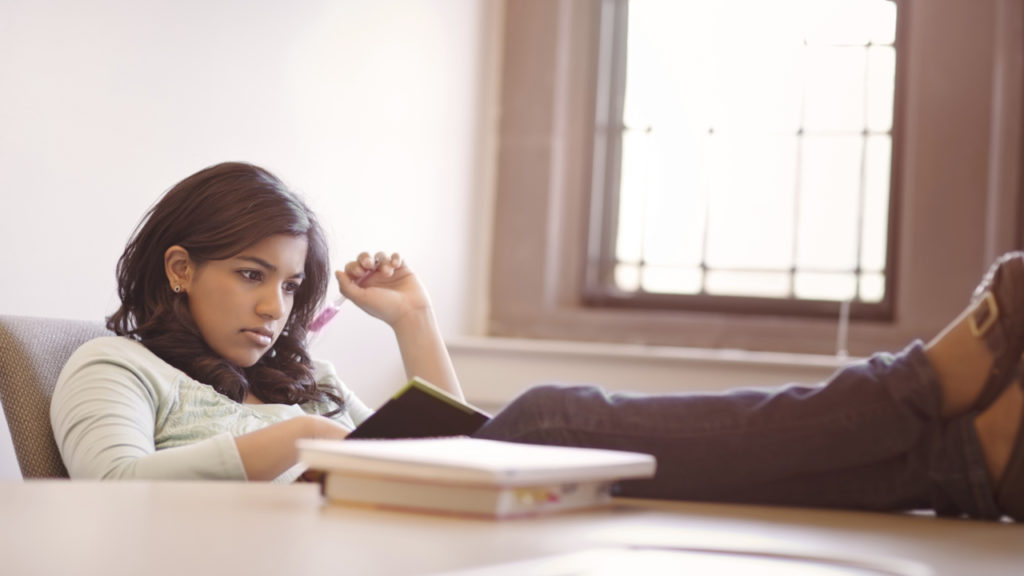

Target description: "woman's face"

left=187, top=234, right=308, bottom=368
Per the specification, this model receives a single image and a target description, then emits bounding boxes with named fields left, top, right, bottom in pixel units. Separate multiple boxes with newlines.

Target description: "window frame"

left=584, top=0, right=902, bottom=321
left=488, top=0, right=1023, bottom=357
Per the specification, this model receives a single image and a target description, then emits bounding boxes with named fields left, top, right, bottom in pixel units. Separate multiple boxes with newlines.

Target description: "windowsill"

left=447, top=335, right=856, bottom=410
left=447, top=335, right=856, bottom=370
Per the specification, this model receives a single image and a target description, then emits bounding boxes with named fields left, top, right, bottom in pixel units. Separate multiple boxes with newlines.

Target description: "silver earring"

left=173, top=285, right=182, bottom=293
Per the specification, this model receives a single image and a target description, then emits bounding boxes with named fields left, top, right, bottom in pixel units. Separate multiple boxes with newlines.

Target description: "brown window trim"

left=488, top=0, right=1024, bottom=357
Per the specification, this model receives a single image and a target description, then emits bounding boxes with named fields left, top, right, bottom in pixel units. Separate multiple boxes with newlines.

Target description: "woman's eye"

left=283, top=281, right=301, bottom=294
left=239, top=270, right=263, bottom=282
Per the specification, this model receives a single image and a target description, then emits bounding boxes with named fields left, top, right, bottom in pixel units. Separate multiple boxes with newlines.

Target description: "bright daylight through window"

left=593, top=0, right=898, bottom=314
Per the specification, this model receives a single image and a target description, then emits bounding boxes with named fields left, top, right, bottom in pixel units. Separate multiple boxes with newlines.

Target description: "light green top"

left=51, top=336, right=372, bottom=483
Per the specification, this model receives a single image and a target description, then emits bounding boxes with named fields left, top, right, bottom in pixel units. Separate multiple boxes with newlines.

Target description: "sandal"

left=967, top=252, right=1024, bottom=412
left=995, top=378, right=1024, bottom=520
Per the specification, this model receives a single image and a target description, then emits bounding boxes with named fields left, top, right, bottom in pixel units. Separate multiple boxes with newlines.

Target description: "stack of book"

left=298, top=436, right=657, bottom=519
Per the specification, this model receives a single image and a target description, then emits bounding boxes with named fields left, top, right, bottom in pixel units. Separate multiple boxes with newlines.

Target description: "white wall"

left=0, top=0, right=500, bottom=410
left=0, top=407, right=19, bottom=481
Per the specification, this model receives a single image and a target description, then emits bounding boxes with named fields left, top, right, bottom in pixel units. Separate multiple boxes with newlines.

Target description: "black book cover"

left=347, top=376, right=492, bottom=439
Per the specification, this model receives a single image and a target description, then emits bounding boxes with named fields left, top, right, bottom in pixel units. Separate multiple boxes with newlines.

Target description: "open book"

left=297, top=437, right=657, bottom=518
left=347, top=377, right=491, bottom=439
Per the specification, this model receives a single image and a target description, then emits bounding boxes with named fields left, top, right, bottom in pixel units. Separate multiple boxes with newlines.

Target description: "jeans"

left=473, top=341, right=1002, bottom=519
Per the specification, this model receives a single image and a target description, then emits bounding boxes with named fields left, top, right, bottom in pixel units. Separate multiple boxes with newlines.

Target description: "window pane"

left=862, top=135, right=892, bottom=272
left=868, top=0, right=898, bottom=44
left=704, top=134, right=797, bottom=270
left=642, top=266, right=702, bottom=294
left=616, top=129, right=649, bottom=263
left=803, top=0, right=887, bottom=45
left=624, top=1, right=716, bottom=131
left=797, top=134, right=862, bottom=271
left=642, top=130, right=709, bottom=267
left=803, top=46, right=866, bottom=131
left=615, top=263, right=641, bottom=292
left=706, top=269, right=791, bottom=298
left=794, top=271, right=857, bottom=301
left=867, top=46, right=896, bottom=132
left=859, top=271, right=886, bottom=302
left=714, top=41, right=804, bottom=132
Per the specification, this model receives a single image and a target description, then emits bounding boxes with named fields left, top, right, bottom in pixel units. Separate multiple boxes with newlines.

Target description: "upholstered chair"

left=0, top=315, right=109, bottom=478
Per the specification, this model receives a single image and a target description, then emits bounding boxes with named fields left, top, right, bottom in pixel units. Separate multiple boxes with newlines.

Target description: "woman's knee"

left=476, top=383, right=599, bottom=441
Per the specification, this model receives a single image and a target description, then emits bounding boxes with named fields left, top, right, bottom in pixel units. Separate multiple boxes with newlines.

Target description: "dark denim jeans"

left=473, top=341, right=1002, bottom=519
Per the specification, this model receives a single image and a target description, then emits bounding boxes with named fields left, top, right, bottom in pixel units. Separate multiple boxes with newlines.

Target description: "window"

left=586, top=0, right=900, bottom=319
left=489, top=0, right=1023, bottom=357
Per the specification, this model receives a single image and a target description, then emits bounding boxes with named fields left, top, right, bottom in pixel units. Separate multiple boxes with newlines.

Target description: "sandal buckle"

left=969, top=291, right=1000, bottom=337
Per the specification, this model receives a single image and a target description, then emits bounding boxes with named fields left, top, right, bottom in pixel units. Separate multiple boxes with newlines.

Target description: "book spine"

left=493, top=483, right=614, bottom=518
left=323, top=474, right=615, bottom=519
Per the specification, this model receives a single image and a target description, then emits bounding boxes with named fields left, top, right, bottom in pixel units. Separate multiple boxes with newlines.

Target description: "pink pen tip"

left=308, top=305, right=341, bottom=333
left=308, top=263, right=379, bottom=336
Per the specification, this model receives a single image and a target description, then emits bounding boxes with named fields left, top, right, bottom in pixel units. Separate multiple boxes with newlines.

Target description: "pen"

left=308, top=294, right=348, bottom=334
left=307, top=253, right=387, bottom=337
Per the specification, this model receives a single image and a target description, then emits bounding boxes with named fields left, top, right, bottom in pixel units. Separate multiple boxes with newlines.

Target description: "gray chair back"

left=0, top=315, right=110, bottom=478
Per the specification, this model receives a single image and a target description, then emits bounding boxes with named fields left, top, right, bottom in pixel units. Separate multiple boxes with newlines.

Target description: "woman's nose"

left=256, top=287, right=286, bottom=319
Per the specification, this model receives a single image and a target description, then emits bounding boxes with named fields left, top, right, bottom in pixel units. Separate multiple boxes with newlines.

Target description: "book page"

left=298, top=437, right=656, bottom=486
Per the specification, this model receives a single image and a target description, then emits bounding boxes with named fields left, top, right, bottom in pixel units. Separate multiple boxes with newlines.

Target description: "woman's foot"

left=925, top=252, right=1024, bottom=418
left=926, top=306, right=997, bottom=418
left=974, top=378, right=1024, bottom=519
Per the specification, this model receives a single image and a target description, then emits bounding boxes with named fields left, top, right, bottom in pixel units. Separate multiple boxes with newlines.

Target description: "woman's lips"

left=242, top=329, right=273, bottom=347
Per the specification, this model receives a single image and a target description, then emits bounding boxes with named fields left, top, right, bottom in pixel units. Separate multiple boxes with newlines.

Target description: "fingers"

left=342, top=259, right=367, bottom=280
left=341, top=251, right=403, bottom=282
left=373, top=251, right=403, bottom=278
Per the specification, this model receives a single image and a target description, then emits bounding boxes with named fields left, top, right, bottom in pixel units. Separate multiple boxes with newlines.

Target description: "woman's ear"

left=164, top=245, right=193, bottom=294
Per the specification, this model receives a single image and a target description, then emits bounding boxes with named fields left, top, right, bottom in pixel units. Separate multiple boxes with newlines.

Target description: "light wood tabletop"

left=0, top=481, right=1020, bottom=575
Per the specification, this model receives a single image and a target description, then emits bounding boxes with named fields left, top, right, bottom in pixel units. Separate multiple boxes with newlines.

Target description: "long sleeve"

left=51, top=338, right=247, bottom=480
left=52, top=337, right=377, bottom=482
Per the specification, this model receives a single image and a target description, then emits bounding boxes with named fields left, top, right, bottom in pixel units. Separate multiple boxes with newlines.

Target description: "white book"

left=323, top=473, right=616, bottom=519
left=298, top=436, right=656, bottom=487
left=297, top=437, right=657, bottom=518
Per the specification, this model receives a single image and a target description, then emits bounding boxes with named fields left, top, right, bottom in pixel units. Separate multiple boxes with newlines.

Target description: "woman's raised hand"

left=335, top=251, right=431, bottom=327
left=336, top=251, right=462, bottom=399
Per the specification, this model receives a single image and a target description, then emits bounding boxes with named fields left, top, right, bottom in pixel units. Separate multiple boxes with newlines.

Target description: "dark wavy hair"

left=106, top=161, right=343, bottom=413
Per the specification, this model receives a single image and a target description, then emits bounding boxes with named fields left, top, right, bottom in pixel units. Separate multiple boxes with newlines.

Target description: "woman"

left=52, top=161, right=460, bottom=483
left=52, top=161, right=1024, bottom=521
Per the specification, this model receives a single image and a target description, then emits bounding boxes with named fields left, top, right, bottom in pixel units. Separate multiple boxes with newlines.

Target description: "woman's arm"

left=336, top=252, right=464, bottom=400
left=233, top=415, right=348, bottom=481
left=52, top=355, right=247, bottom=480
left=390, top=305, right=462, bottom=400
left=52, top=341, right=349, bottom=481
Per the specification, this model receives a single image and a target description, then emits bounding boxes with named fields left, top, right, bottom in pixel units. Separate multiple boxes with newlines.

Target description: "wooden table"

left=0, top=481, right=1020, bottom=575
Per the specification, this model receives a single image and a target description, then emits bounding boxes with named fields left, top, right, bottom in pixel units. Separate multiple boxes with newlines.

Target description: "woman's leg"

left=474, top=341, right=1000, bottom=517
left=974, top=377, right=1024, bottom=516
left=475, top=254, right=1024, bottom=519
